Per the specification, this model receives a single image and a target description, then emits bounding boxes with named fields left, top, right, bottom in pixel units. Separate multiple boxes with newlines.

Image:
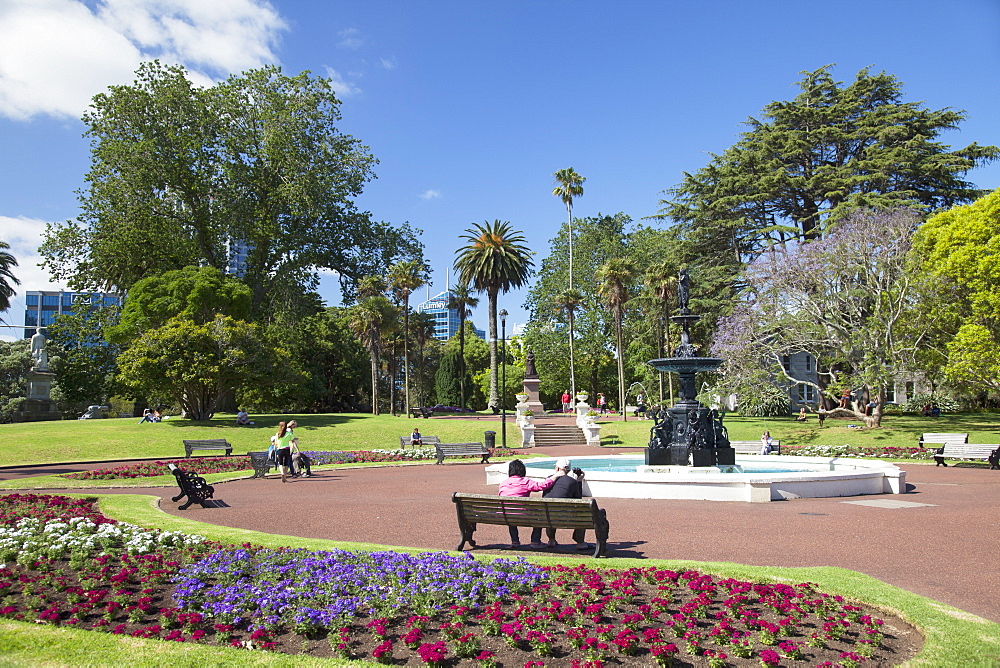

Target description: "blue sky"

left=2, top=0, right=999, bottom=340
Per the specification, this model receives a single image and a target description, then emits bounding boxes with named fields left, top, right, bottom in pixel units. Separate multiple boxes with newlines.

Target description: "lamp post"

left=499, top=309, right=508, bottom=449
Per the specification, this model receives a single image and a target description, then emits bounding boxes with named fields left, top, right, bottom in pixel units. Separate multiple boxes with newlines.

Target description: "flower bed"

left=0, top=494, right=920, bottom=665
left=782, top=445, right=936, bottom=460
left=64, top=448, right=522, bottom=481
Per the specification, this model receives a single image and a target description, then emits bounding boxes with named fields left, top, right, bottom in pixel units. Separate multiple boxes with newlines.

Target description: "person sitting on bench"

left=410, top=427, right=423, bottom=447
left=290, top=438, right=312, bottom=477
left=498, top=459, right=554, bottom=548
left=529, top=458, right=593, bottom=551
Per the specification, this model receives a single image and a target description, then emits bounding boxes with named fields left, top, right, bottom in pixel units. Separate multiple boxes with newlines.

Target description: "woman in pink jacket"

left=498, top=459, right=554, bottom=547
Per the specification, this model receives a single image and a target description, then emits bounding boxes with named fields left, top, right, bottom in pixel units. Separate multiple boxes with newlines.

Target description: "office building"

left=416, top=291, right=485, bottom=342
left=23, top=291, right=123, bottom=338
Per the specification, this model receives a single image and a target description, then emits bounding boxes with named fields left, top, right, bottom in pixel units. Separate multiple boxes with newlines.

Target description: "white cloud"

left=323, top=66, right=361, bottom=97
left=0, top=0, right=287, bottom=120
left=418, top=189, right=441, bottom=201
left=0, top=216, right=65, bottom=333
left=380, top=56, right=396, bottom=70
left=337, top=27, right=363, bottom=50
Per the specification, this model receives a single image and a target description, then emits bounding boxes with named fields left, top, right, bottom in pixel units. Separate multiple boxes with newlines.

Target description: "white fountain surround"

left=485, top=455, right=906, bottom=503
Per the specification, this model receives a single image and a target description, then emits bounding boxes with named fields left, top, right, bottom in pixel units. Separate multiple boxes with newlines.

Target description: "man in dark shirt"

left=529, top=458, right=593, bottom=550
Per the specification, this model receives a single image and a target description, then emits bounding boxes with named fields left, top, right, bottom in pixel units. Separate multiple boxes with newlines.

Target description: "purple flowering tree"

left=712, top=208, right=933, bottom=427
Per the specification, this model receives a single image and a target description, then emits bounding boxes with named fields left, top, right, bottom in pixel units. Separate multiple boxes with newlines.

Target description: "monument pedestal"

left=520, top=377, right=545, bottom=416
left=15, top=369, right=62, bottom=422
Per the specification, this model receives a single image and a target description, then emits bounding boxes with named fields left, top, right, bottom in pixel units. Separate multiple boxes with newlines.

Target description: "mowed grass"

left=598, top=411, right=1000, bottom=450
left=0, top=413, right=505, bottom=467
left=3, top=410, right=1000, bottom=468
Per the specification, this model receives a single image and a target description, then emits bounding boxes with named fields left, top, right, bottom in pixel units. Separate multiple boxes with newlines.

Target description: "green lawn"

left=2, top=413, right=1000, bottom=665
left=598, top=411, right=1000, bottom=449
left=0, top=412, right=504, bottom=467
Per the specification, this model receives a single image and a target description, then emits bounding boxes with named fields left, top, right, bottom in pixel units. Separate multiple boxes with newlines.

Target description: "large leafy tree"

left=0, top=240, right=19, bottom=319
left=447, top=284, right=479, bottom=409
left=107, top=266, right=251, bottom=343
left=660, top=65, right=998, bottom=261
left=454, top=220, right=533, bottom=411
left=40, top=61, right=420, bottom=317
left=0, top=340, right=31, bottom=423
left=912, top=189, right=1000, bottom=394
left=47, top=305, right=122, bottom=411
left=713, top=208, right=931, bottom=427
left=116, top=315, right=294, bottom=420
left=597, top=258, right=635, bottom=420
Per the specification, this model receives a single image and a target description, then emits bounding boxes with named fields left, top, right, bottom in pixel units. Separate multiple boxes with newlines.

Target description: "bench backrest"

left=436, top=442, right=486, bottom=453
left=183, top=439, right=231, bottom=447
left=400, top=435, right=441, bottom=446
left=453, top=492, right=599, bottom=529
left=921, top=433, right=968, bottom=445
left=730, top=440, right=780, bottom=453
left=940, top=443, right=996, bottom=458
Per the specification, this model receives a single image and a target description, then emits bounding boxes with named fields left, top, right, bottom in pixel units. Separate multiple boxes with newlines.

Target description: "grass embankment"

left=598, top=412, right=1000, bottom=452
left=0, top=412, right=503, bottom=468
left=1, top=493, right=998, bottom=666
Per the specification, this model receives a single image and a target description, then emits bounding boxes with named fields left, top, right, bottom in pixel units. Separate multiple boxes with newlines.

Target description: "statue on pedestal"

left=30, top=329, right=50, bottom=371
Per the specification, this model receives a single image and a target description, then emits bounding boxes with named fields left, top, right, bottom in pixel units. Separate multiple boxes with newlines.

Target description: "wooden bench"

left=183, top=439, right=233, bottom=458
left=919, top=433, right=967, bottom=448
left=932, top=443, right=998, bottom=467
left=435, top=442, right=490, bottom=465
left=410, top=406, right=439, bottom=418
left=452, top=492, right=609, bottom=557
left=400, top=434, right=441, bottom=448
left=167, top=463, right=215, bottom=510
left=730, top=440, right=781, bottom=455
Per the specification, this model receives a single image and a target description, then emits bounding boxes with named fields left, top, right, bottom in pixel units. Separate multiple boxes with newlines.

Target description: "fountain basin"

left=485, top=455, right=906, bottom=503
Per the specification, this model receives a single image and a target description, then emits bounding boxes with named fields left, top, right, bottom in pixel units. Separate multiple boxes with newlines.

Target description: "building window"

left=26, top=294, right=38, bottom=306
left=796, top=383, right=815, bottom=402
left=805, top=355, right=813, bottom=372
left=42, top=295, right=58, bottom=306
left=885, top=384, right=896, bottom=403
left=781, top=355, right=791, bottom=372
left=905, top=381, right=914, bottom=398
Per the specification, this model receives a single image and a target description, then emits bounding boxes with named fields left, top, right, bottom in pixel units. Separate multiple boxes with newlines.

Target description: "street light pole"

left=500, top=309, right=508, bottom=449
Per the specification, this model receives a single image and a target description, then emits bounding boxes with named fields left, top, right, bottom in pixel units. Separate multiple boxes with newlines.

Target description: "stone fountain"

left=645, top=270, right=734, bottom=467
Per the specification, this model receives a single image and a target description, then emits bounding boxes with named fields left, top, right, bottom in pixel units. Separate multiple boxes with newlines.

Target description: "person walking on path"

left=274, top=421, right=295, bottom=483
left=561, top=391, right=572, bottom=413
left=529, top=458, right=592, bottom=551
left=597, top=393, right=607, bottom=415
left=498, top=459, right=554, bottom=548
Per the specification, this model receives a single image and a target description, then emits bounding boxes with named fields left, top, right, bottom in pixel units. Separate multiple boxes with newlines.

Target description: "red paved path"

left=3, top=440, right=999, bottom=624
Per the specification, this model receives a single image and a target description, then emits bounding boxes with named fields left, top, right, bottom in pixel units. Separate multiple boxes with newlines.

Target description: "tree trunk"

left=487, top=291, right=499, bottom=412
left=615, top=313, right=626, bottom=422
left=459, top=317, right=467, bottom=410
left=568, top=309, right=576, bottom=398
left=403, top=298, right=410, bottom=417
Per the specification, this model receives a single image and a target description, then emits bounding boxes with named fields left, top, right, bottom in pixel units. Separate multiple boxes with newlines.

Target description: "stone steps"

left=531, top=424, right=588, bottom=446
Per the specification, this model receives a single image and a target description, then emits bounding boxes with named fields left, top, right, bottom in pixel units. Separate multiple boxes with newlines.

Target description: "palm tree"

left=645, top=261, right=677, bottom=404
left=0, top=240, right=20, bottom=320
left=347, top=276, right=397, bottom=414
left=552, top=168, right=585, bottom=290
left=554, top=288, right=584, bottom=399
left=455, top=220, right=534, bottom=412
left=597, top=258, right=634, bottom=421
left=447, top=283, right=479, bottom=409
left=389, top=260, right=425, bottom=417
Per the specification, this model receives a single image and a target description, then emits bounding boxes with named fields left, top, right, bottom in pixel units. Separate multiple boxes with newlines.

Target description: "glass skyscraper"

left=416, top=291, right=485, bottom=342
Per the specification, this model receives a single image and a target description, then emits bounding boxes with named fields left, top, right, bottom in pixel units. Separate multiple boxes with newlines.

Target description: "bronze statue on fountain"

left=646, top=270, right=734, bottom=467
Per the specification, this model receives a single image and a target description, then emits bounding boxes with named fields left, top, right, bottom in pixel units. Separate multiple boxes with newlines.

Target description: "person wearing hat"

left=529, top=458, right=593, bottom=551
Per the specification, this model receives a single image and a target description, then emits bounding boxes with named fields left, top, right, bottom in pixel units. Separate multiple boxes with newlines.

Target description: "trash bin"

left=484, top=430, right=496, bottom=450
